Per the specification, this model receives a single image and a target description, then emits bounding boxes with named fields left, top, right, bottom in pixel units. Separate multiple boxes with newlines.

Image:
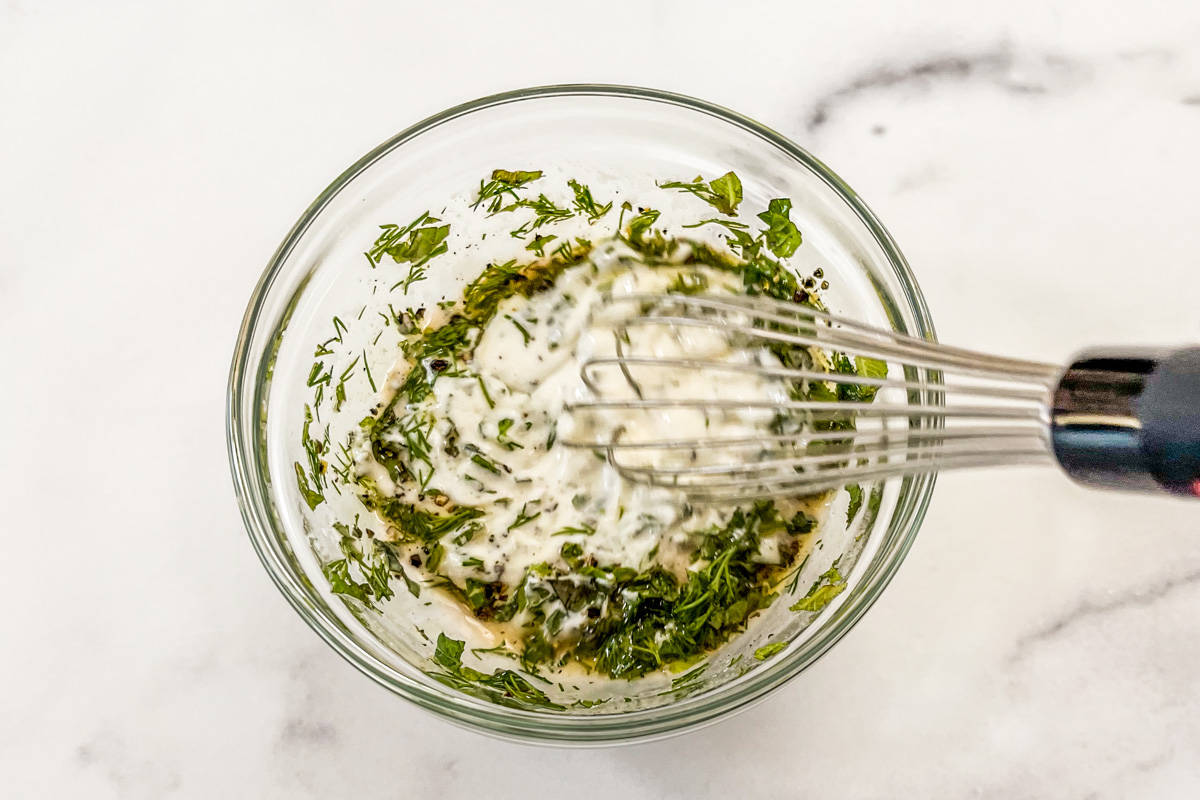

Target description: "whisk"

left=563, top=292, right=1200, bottom=501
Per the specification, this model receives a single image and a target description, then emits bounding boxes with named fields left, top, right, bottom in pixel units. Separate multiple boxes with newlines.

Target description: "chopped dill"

left=361, top=350, right=376, bottom=392
left=525, top=233, right=556, bottom=256
left=505, top=313, right=532, bottom=345
left=472, top=169, right=544, bottom=213
left=567, top=179, right=612, bottom=222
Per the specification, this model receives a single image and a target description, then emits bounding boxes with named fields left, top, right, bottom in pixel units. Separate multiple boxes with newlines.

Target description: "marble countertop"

left=4, top=1, right=1200, bottom=797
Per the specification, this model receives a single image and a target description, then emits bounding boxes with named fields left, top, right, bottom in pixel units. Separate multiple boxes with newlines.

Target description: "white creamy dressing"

left=358, top=242, right=809, bottom=617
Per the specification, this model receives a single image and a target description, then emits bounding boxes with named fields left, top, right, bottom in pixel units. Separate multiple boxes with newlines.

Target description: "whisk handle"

left=1052, top=347, right=1200, bottom=497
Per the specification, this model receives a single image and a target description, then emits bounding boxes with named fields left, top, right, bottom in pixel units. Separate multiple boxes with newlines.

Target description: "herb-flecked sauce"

left=299, top=169, right=880, bottom=696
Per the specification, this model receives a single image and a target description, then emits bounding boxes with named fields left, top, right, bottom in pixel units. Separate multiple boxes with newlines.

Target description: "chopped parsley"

left=659, top=170, right=743, bottom=215
left=364, top=212, right=451, bottom=294
left=754, top=641, right=788, bottom=660
left=789, top=565, right=846, bottom=613
left=430, top=633, right=564, bottom=710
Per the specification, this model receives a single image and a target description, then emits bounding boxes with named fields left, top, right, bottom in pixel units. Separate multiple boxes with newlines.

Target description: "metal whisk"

left=563, top=292, right=1200, bottom=501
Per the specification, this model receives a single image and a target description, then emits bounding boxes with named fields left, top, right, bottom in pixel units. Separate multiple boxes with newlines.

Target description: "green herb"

left=475, top=375, right=495, bottom=409
left=361, top=500, right=484, bottom=546
left=463, top=578, right=490, bottom=610
left=756, top=198, right=803, bottom=258
left=394, top=562, right=422, bottom=598
left=430, top=633, right=564, bottom=710
left=323, top=558, right=370, bottom=604
left=551, top=237, right=589, bottom=262
left=659, top=170, right=743, bottom=215
left=307, top=361, right=332, bottom=387
left=471, top=642, right=520, bottom=660
left=425, top=542, right=445, bottom=572
left=505, top=314, right=532, bottom=345
left=567, top=179, right=612, bottom=222
left=551, top=524, right=596, bottom=536
left=525, top=233, right=556, bottom=256
left=446, top=500, right=798, bottom=680
left=496, top=418, right=523, bottom=450
left=830, top=353, right=888, bottom=404
left=790, top=565, right=846, bottom=613
left=754, top=641, right=788, bottom=661
left=294, top=462, right=324, bottom=510
left=506, top=194, right=573, bottom=238
left=667, top=271, right=709, bottom=295
left=682, top=217, right=750, bottom=234
left=460, top=441, right=508, bottom=478
left=361, top=350, right=376, bottom=392
left=669, top=663, right=708, bottom=691
left=508, top=503, right=542, bottom=531
left=470, top=452, right=503, bottom=475
left=365, top=212, right=451, bottom=294
left=863, top=484, right=884, bottom=532
left=559, top=541, right=583, bottom=563
left=298, top=405, right=327, bottom=495
left=846, top=484, right=864, bottom=524
left=777, top=552, right=811, bottom=595
left=323, top=529, right=394, bottom=610
left=472, top=169, right=544, bottom=213
left=624, top=208, right=662, bottom=250
left=452, top=523, right=481, bottom=547
left=331, top=354, right=360, bottom=414
left=856, top=356, right=888, bottom=380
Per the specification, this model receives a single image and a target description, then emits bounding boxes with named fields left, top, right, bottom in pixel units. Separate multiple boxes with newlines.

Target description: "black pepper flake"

left=430, top=359, right=449, bottom=372
left=793, top=290, right=809, bottom=304
left=410, top=554, right=421, bottom=567
left=813, top=267, right=824, bottom=279
left=587, top=607, right=601, bottom=618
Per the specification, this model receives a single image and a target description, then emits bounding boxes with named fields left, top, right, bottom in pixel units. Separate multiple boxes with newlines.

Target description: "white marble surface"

left=4, top=1, right=1200, bottom=796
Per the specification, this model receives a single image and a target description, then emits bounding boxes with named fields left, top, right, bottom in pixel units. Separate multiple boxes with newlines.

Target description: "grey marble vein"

left=75, top=732, right=182, bottom=796
left=280, top=718, right=338, bottom=746
left=1009, top=566, right=1200, bottom=663
left=804, top=45, right=1087, bottom=131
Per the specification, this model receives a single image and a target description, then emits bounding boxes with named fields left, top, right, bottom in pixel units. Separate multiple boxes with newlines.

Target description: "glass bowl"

left=226, top=84, right=937, bottom=744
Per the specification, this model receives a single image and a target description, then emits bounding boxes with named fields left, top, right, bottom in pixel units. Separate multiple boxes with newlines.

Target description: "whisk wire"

left=567, top=291, right=1059, bottom=502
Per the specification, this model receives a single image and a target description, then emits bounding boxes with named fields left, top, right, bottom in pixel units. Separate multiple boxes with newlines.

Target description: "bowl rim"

left=226, top=83, right=938, bottom=744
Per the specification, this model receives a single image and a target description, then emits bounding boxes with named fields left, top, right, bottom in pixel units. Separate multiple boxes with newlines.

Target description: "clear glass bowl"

left=227, top=85, right=938, bottom=744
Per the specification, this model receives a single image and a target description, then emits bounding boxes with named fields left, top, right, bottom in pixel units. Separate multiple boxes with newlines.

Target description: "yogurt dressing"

left=324, top=169, right=852, bottom=681
left=403, top=241, right=796, bottom=585
left=359, top=241, right=811, bottom=600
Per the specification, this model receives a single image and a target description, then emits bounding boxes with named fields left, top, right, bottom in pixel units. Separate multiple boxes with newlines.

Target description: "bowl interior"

left=228, top=86, right=936, bottom=744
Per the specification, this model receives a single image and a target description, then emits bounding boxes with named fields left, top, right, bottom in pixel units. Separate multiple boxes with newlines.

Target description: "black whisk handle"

left=1052, top=347, right=1200, bottom=497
